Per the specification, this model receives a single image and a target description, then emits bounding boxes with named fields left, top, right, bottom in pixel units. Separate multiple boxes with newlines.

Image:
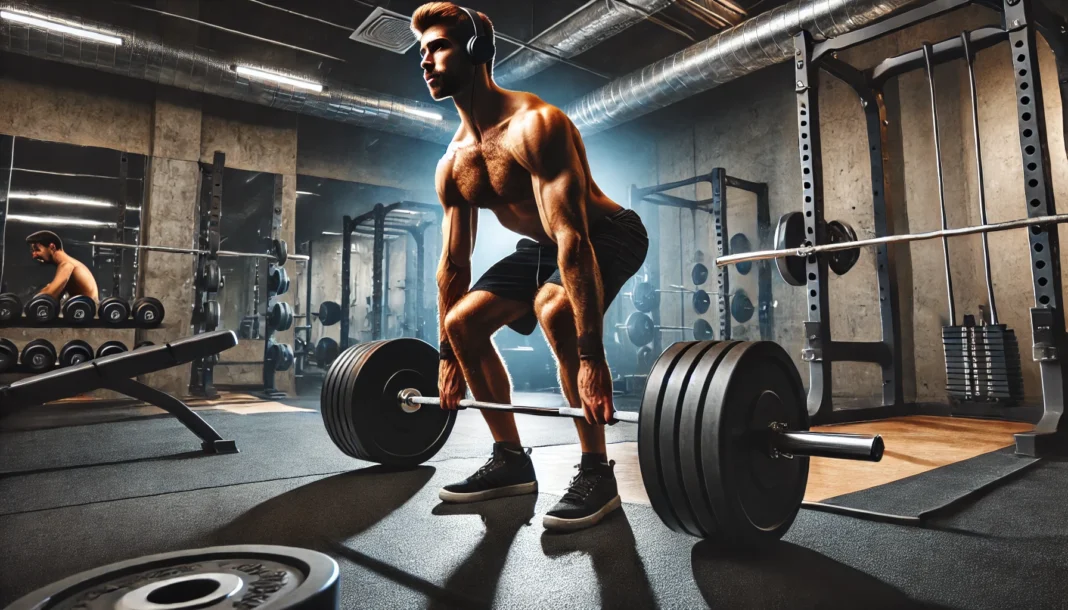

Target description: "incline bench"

left=0, top=330, right=241, bottom=454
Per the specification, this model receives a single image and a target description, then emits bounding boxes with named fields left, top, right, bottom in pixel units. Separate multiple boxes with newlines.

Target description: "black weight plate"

left=63, top=296, right=96, bottom=325
left=731, top=290, right=754, bottom=323
left=691, top=263, right=709, bottom=286
left=96, top=341, right=129, bottom=359
left=26, top=295, right=59, bottom=324
left=5, top=544, right=339, bottom=610
left=316, top=337, right=340, bottom=368
left=100, top=297, right=131, bottom=326
left=702, top=341, right=808, bottom=547
left=0, top=293, right=22, bottom=322
left=632, top=282, right=660, bottom=314
left=270, top=301, right=294, bottom=332
left=774, top=212, right=806, bottom=287
left=326, top=339, right=456, bottom=466
left=321, top=341, right=380, bottom=458
left=277, top=344, right=295, bottom=372
left=59, top=340, right=94, bottom=367
left=693, top=318, right=714, bottom=341
left=202, top=260, right=221, bottom=292
left=826, top=220, right=860, bottom=275
left=0, top=338, right=19, bottom=372
left=318, top=301, right=342, bottom=327
left=21, top=339, right=57, bottom=373
left=273, top=238, right=289, bottom=265
left=636, top=345, right=655, bottom=371
left=204, top=300, right=221, bottom=331
left=134, top=297, right=165, bottom=327
left=626, top=311, right=656, bottom=347
left=692, top=289, right=711, bottom=315
left=729, top=234, right=753, bottom=275
left=658, top=341, right=723, bottom=536
left=678, top=341, right=741, bottom=538
left=638, top=341, right=694, bottom=535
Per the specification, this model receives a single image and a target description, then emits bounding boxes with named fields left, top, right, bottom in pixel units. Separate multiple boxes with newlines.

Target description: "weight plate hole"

left=148, top=579, right=222, bottom=604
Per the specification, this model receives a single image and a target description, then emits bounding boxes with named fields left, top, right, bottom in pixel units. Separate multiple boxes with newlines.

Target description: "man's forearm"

left=557, top=240, right=604, bottom=355
left=437, top=266, right=470, bottom=350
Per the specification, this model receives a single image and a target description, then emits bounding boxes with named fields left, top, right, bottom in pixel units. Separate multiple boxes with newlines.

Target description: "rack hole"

left=1028, top=162, right=1038, bottom=171
left=1019, top=68, right=1028, bottom=76
left=810, top=290, right=817, bottom=297
left=804, top=182, right=811, bottom=189
left=1039, top=277, right=1048, bottom=286
left=808, top=273, right=816, bottom=280
left=1040, top=295, right=1050, bottom=305
left=1017, top=54, right=1026, bottom=62
left=1035, top=242, right=1044, bottom=252
left=1032, top=225, right=1043, bottom=235
left=810, top=304, right=817, bottom=311
left=1022, top=95, right=1031, bottom=105
left=1015, top=40, right=1024, bottom=48
left=807, top=227, right=814, bottom=235
left=1024, top=128, right=1033, bottom=137
left=803, top=144, right=809, bottom=151
left=1037, top=260, right=1046, bottom=269
left=1026, top=145, right=1036, bottom=155
left=1023, top=112, right=1032, bottom=121
left=801, top=120, right=808, bottom=127
left=1029, top=178, right=1039, bottom=188
left=804, top=168, right=810, bottom=174
left=1021, top=82, right=1030, bottom=91
left=805, top=196, right=812, bottom=203
left=806, top=209, right=812, bottom=215
left=803, top=155, right=809, bottom=161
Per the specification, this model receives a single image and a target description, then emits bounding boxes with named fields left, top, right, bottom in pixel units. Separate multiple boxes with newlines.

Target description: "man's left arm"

left=510, top=107, right=613, bottom=424
left=38, top=262, right=74, bottom=300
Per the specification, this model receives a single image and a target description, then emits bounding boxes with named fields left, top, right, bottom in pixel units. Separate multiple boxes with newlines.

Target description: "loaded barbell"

left=630, top=282, right=716, bottom=315
left=321, top=338, right=883, bottom=546
left=771, top=214, right=861, bottom=286
left=620, top=311, right=714, bottom=347
left=73, top=238, right=304, bottom=264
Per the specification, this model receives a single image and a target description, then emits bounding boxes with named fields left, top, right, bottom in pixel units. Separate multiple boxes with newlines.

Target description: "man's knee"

left=534, top=287, right=572, bottom=332
left=443, top=295, right=507, bottom=352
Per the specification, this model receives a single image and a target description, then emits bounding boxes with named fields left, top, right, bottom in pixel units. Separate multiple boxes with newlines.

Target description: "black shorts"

left=470, top=208, right=649, bottom=335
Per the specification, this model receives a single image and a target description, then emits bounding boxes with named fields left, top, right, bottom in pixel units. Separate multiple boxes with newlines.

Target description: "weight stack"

left=942, top=323, right=1023, bottom=403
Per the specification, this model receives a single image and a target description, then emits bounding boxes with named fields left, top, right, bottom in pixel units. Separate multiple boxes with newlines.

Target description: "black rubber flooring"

left=3, top=398, right=1068, bottom=609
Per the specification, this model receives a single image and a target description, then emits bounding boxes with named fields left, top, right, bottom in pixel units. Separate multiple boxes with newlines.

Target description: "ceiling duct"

left=564, top=0, right=921, bottom=135
left=495, top=0, right=676, bottom=85
left=0, top=3, right=457, bottom=144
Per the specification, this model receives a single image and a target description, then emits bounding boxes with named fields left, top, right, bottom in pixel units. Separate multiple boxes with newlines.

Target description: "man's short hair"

left=411, top=2, right=494, bottom=56
left=26, top=230, right=63, bottom=251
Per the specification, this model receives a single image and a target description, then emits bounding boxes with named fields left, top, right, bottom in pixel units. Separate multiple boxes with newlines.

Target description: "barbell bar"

left=321, top=338, right=884, bottom=546
left=716, top=212, right=1068, bottom=267
left=74, top=239, right=310, bottom=262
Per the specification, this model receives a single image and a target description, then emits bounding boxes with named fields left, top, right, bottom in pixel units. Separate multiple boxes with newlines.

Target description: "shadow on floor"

left=213, top=465, right=435, bottom=548
left=0, top=450, right=207, bottom=479
left=540, top=509, right=657, bottom=609
left=691, top=541, right=938, bottom=609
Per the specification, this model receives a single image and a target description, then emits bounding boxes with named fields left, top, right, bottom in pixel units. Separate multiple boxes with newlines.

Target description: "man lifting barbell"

left=26, top=231, right=98, bottom=303
left=413, top=3, right=649, bottom=531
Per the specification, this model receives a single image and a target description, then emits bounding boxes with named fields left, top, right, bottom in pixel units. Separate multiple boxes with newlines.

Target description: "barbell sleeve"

left=772, top=430, right=884, bottom=462
left=716, top=212, right=1068, bottom=267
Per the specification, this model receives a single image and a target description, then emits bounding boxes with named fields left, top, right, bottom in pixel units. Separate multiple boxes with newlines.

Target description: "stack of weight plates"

left=942, top=323, right=1023, bottom=403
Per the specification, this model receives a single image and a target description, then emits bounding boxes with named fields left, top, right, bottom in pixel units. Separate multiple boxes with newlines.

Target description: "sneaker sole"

left=438, top=481, right=538, bottom=503
left=542, top=495, right=622, bottom=532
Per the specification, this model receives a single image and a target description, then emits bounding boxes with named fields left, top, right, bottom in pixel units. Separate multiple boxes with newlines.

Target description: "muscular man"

left=26, top=230, right=99, bottom=302
left=412, top=3, right=649, bottom=531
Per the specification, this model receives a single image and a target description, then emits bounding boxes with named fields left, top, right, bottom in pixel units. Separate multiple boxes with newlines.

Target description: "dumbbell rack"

left=789, top=0, right=1068, bottom=457
left=630, top=169, right=773, bottom=358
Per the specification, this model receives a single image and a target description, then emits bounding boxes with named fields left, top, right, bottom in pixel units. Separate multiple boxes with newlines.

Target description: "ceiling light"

left=1, top=10, right=123, bottom=45
left=9, top=192, right=113, bottom=207
left=405, top=108, right=443, bottom=121
left=297, top=191, right=318, bottom=196
left=7, top=214, right=117, bottom=228
left=235, top=66, right=323, bottom=92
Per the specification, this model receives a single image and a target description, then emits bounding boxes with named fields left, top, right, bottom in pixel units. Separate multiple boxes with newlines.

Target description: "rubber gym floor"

left=2, top=392, right=1068, bottom=609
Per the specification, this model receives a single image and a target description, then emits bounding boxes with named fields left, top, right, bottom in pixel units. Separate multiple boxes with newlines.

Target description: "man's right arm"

left=436, top=177, right=475, bottom=355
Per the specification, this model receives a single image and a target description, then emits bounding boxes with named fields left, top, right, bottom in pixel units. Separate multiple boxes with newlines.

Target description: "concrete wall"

left=649, top=6, right=1067, bottom=405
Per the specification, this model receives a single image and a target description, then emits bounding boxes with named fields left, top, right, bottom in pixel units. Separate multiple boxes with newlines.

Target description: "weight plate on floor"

left=703, top=341, right=808, bottom=546
left=318, top=301, right=342, bottom=327
left=731, top=289, right=754, bottom=323
left=0, top=292, right=22, bottom=322
left=636, top=344, right=655, bottom=371
left=62, top=296, right=96, bottom=325
left=632, top=281, right=660, bottom=314
left=826, top=220, right=860, bottom=275
left=692, top=318, right=714, bottom=341
left=315, top=337, right=340, bottom=368
left=133, top=297, right=165, bottom=327
left=4, top=545, right=339, bottom=610
left=729, top=233, right=753, bottom=275
left=692, top=289, right=711, bottom=315
left=626, top=311, right=656, bottom=346
left=99, top=297, right=131, bottom=326
left=321, top=338, right=456, bottom=466
left=691, top=263, right=709, bottom=286
left=774, top=212, right=806, bottom=287
left=638, top=342, right=694, bottom=534
left=0, top=338, right=19, bottom=372
left=59, top=340, right=94, bottom=367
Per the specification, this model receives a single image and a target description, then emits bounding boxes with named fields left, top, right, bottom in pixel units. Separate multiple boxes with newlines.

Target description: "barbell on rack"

left=619, top=311, right=714, bottom=346
left=321, top=337, right=883, bottom=547
left=75, top=238, right=307, bottom=264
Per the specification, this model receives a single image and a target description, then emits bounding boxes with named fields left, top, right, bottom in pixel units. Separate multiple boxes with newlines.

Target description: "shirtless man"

left=412, top=3, right=649, bottom=531
left=26, top=230, right=99, bottom=303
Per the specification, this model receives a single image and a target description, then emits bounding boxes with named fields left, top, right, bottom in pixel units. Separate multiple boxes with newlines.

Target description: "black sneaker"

left=543, top=455, right=621, bottom=531
left=439, top=442, right=538, bottom=503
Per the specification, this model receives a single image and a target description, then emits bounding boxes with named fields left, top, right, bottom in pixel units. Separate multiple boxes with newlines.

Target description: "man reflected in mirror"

left=26, top=230, right=99, bottom=303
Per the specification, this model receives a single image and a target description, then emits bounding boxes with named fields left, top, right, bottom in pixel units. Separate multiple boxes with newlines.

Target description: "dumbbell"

left=0, top=293, right=23, bottom=322
left=25, top=294, right=60, bottom=324
left=59, top=340, right=94, bottom=367
left=96, top=341, right=128, bottom=358
left=618, top=311, right=715, bottom=347
left=267, top=340, right=294, bottom=371
left=268, top=301, right=294, bottom=331
left=21, top=339, right=57, bottom=373
left=630, top=281, right=717, bottom=315
left=99, top=297, right=131, bottom=326
left=132, top=297, right=165, bottom=327
left=62, top=296, right=97, bottom=325
left=268, top=266, right=291, bottom=296
left=0, top=338, right=18, bottom=372
left=314, top=301, right=342, bottom=327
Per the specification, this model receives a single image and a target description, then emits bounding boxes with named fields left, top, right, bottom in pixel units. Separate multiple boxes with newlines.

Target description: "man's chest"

left=449, top=138, right=533, bottom=205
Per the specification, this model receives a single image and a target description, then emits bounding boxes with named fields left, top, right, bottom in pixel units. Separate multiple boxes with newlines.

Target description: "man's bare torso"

left=64, top=260, right=99, bottom=302
left=437, top=93, right=620, bottom=243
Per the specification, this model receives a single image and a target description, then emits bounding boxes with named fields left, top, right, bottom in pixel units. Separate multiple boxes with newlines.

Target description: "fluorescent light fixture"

left=321, top=231, right=342, bottom=236
left=296, top=191, right=319, bottom=196
left=7, top=214, right=117, bottom=228
left=235, top=66, right=323, bottom=92
left=1, top=10, right=123, bottom=45
left=405, top=107, right=443, bottom=121
left=10, top=192, right=113, bottom=207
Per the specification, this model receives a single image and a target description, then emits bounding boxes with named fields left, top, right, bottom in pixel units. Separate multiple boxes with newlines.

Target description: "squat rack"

left=340, top=201, right=440, bottom=349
